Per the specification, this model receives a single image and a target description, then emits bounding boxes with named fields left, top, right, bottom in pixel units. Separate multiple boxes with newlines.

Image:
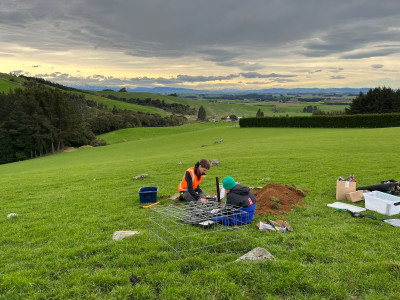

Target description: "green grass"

left=0, top=73, right=350, bottom=119
left=2, top=123, right=400, bottom=299
left=84, top=93, right=167, bottom=116
left=96, top=91, right=181, bottom=103
left=94, top=90, right=262, bottom=118
left=0, top=75, right=24, bottom=92
left=98, top=122, right=228, bottom=144
left=91, top=90, right=349, bottom=118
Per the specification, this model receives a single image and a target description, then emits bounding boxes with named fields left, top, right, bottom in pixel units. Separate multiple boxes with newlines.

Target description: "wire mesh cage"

left=148, top=201, right=251, bottom=255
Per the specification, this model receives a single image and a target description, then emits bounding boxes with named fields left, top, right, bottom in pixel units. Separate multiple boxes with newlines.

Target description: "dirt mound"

left=79, top=145, right=93, bottom=148
left=253, top=183, right=309, bottom=217
left=63, top=147, right=76, bottom=152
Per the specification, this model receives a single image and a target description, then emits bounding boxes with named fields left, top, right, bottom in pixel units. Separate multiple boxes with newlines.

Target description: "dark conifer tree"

left=197, top=105, right=207, bottom=121
left=346, top=87, right=400, bottom=114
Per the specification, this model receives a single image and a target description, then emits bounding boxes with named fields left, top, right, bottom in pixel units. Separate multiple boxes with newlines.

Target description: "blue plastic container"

left=138, top=186, right=158, bottom=203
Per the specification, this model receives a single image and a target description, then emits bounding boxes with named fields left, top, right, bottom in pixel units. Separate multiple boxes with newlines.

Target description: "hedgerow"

left=239, top=113, right=400, bottom=128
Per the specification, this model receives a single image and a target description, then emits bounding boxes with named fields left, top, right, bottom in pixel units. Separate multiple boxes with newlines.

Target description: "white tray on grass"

left=327, top=202, right=366, bottom=213
left=364, top=191, right=400, bottom=216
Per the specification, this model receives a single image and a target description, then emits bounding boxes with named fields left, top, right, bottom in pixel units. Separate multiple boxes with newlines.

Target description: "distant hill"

left=72, top=85, right=371, bottom=95
left=1, top=72, right=370, bottom=95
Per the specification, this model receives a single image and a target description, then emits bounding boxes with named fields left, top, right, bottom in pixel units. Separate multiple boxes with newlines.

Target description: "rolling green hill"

left=1, top=73, right=349, bottom=119
left=84, top=92, right=168, bottom=116
left=1, top=123, right=400, bottom=298
left=95, top=90, right=260, bottom=118
left=94, top=90, right=348, bottom=118
left=0, top=73, right=26, bottom=92
left=93, top=89, right=349, bottom=118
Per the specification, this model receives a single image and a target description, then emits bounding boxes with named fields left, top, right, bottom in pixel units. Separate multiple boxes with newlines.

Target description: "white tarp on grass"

left=327, top=202, right=366, bottom=213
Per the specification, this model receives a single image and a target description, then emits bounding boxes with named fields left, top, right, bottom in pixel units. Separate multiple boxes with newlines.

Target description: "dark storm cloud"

left=328, top=68, right=344, bottom=73
left=301, top=20, right=400, bottom=58
left=371, top=64, right=384, bottom=69
left=2, top=0, right=400, bottom=78
left=341, top=48, right=400, bottom=59
left=36, top=72, right=70, bottom=79
left=176, top=74, right=238, bottom=82
left=235, top=63, right=265, bottom=71
left=330, top=75, right=345, bottom=80
left=11, top=70, right=24, bottom=75
left=0, top=52, right=14, bottom=57
left=33, top=71, right=299, bottom=86
left=270, top=78, right=298, bottom=83
left=215, top=61, right=265, bottom=71
left=239, top=72, right=297, bottom=79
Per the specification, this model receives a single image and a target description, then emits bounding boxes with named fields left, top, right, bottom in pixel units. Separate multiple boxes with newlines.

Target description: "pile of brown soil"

left=63, top=147, right=76, bottom=152
left=253, top=183, right=309, bottom=217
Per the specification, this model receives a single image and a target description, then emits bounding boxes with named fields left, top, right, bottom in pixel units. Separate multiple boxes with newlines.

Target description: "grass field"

left=0, top=74, right=24, bottom=92
left=84, top=93, right=168, bottom=116
left=0, top=72, right=350, bottom=120
left=92, top=91, right=349, bottom=119
left=1, top=123, right=400, bottom=299
left=95, top=90, right=278, bottom=118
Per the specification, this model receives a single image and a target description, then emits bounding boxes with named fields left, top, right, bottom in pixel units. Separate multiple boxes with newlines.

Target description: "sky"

left=1, top=0, right=400, bottom=90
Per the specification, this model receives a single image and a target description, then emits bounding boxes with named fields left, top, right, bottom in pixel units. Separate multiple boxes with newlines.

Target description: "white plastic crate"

left=364, top=191, right=400, bottom=216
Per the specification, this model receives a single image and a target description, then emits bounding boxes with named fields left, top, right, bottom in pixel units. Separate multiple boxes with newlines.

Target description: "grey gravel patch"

left=112, top=231, right=139, bottom=240
left=236, top=247, right=275, bottom=262
left=132, top=174, right=148, bottom=180
left=210, top=159, right=220, bottom=166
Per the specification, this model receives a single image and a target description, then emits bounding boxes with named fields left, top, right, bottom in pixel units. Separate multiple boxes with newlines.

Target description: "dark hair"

left=199, top=158, right=210, bottom=169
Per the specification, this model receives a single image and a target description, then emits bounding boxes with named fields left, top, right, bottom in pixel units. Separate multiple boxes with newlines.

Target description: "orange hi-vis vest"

left=178, top=167, right=203, bottom=192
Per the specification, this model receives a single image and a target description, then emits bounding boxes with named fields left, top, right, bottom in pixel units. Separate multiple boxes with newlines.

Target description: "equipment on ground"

left=336, top=209, right=377, bottom=220
left=267, top=219, right=280, bottom=232
left=141, top=202, right=160, bottom=209
left=357, top=179, right=400, bottom=195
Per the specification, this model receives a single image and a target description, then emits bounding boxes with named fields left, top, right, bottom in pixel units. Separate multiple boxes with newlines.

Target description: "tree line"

left=254, top=87, right=400, bottom=117
left=346, top=87, right=400, bottom=114
left=0, top=86, right=186, bottom=164
left=19, top=74, right=89, bottom=93
left=107, top=95, right=196, bottom=115
left=86, top=108, right=186, bottom=136
left=303, top=105, right=318, bottom=113
left=0, top=87, right=92, bottom=163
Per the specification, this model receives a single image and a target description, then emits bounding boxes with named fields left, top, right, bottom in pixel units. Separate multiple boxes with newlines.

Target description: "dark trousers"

left=181, top=190, right=205, bottom=202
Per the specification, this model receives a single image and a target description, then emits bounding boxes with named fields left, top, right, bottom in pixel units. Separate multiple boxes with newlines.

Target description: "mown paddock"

left=1, top=122, right=400, bottom=299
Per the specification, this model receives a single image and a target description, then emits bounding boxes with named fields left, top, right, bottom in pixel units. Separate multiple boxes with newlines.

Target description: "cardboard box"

left=336, top=180, right=356, bottom=200
left=345, top=190, right=364, bottom=202
left=364, top=191, right=400, bottom=216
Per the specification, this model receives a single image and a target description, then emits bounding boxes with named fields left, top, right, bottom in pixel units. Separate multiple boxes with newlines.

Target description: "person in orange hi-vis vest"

left=178, top=159, right=210, bottom=203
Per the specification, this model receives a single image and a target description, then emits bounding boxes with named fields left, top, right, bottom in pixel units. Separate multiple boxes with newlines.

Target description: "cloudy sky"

left=1, top=0, right=400, bottom=90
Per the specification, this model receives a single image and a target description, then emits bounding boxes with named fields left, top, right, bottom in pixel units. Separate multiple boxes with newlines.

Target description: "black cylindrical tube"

left=356, top=182, right=397, bottom=192
left=216, top=177, right=220, bottom=202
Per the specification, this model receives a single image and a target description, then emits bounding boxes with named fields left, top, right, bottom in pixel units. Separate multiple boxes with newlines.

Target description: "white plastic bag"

left=220, top=187, right=226, bottom=199
left=259, top=221, right=274, bottom=231
left=383, top=219, right=400, bottom=227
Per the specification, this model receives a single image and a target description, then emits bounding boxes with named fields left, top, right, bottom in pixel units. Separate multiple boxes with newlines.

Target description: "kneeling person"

left=214, top=176, right=256, bottom=226
left=178, top=159, right=210, bottom=203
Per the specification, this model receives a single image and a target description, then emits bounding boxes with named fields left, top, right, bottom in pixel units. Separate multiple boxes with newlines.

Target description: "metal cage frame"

left=148, top=201, right=251, bottom=255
